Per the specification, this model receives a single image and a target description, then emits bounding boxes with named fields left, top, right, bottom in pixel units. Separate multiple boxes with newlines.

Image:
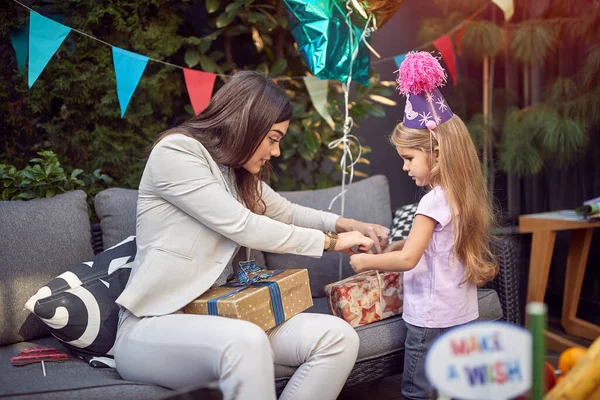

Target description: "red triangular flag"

left=183, top=69, right=217, bottom=115
left=454, top=25, right=466, bottom=57
left=433, top=34, right=457, bottom=86
left=454, top=17, right=473, bottom=57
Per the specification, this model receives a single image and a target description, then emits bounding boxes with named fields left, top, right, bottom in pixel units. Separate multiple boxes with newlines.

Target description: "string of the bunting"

left=370, top=1, right=493, bottom=67
left=11, top=0, right=360, bottom=117
left=10, top=0, right=315, bottom=83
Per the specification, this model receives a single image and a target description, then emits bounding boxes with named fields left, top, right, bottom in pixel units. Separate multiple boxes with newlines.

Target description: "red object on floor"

left=10, top=347, right=69, bottom=366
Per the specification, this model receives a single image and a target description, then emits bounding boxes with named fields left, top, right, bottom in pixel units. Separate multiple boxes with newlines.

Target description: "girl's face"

left=243, top=120, right=289, bottom=174
left=396, top=146, right=432, bottom=187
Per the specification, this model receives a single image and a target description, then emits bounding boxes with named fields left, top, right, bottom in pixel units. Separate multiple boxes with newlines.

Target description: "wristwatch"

left=324, top=231, right=338, bottom=252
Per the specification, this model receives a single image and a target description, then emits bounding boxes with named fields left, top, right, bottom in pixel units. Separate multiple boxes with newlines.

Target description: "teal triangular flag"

left=112, top=47, right=149, bottom=118
left=10, top=22, right=29, bottom=74
left=28, top=10, right=71, bottom=88
left=394, top=53, right=407, bottom=69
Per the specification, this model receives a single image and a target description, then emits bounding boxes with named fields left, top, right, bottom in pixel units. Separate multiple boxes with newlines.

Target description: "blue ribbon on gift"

left=207, top=269, right=286, bottom=325
left=237, top=260, right=263, bottom=284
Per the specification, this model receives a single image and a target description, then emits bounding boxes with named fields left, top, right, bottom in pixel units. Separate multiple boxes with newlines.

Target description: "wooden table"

left=519, top=210, right=600, bottom=352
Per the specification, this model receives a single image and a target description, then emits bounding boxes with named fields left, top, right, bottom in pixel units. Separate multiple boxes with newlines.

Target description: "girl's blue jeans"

left=401, top=320, right=460, bottom=400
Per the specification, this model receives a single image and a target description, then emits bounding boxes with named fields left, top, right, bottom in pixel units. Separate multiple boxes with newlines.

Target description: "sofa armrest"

left=486, top=236, right=521, bottom=324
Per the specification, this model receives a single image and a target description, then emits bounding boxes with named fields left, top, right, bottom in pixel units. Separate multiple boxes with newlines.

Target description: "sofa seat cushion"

left=0, top=337, right=172, bottom=399
left=265, top=175, right=392, bottom=297
left=314, top=288, right=500, bottom=353
left=276, top=288, right=502, bottom=381
left=477, top=288, right=504, bottom=321
left=0, top=191, right=94, bottom=346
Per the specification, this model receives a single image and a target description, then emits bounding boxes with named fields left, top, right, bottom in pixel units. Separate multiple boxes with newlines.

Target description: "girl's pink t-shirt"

left=401, top=186, right=478, bottom=328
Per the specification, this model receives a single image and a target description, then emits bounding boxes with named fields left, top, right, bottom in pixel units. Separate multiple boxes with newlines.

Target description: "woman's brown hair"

left=154, top=71, right=292, bottom=214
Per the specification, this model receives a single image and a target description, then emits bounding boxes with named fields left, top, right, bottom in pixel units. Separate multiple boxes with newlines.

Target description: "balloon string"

left=331, top=2, right=375, bottom=280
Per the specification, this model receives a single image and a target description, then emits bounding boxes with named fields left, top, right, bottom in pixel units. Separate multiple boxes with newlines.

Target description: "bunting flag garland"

left=433, top=34, right=457, bottom=86
left=11, top=0, right=497, bottom=118
left=454, top=22, right=468, bottom=57
left=9, top=22, right=28, bottom=74
left=492, top=0, right=514, bottom=22
left=112, top=47, right=149, bottom=118
left=28, top=10, right=71, bottom=88
left=393, top=53, right=407, bottom=69
left=376, top=1, right=493, bottom=80
left=303, top=76, right=335, bottom=130
left=183, top=69, right=217, bottom=115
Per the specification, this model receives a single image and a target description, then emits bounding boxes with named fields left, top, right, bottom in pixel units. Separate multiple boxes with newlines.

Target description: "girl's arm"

left=383, top=239, right=405, bottom=253
left=349, top=215, right=436, bottom=273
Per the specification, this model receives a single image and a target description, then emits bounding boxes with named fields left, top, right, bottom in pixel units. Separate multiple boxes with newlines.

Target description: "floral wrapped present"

left=184, top=261, right=313, bottom=331
left=325, top=271, right=403, bottom=327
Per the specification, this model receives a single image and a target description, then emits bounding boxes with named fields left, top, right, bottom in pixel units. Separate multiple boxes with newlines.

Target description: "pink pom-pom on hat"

left=396, top=51, right=446, bottom=96
left=396, top=52, right=447, bottom=96
left=396, top=51, right=453, bottom=130
left=426, top=120, right=437, bottom=131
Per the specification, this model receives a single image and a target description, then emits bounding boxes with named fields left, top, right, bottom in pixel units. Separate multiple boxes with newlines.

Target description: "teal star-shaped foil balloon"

left=284, top=0, right=371, bottom=86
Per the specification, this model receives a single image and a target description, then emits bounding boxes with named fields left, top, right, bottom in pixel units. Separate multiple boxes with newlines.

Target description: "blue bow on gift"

left=207, top=261, right=286, bottom=325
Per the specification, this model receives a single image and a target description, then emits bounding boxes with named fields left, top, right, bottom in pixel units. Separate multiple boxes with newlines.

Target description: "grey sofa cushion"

left=275, top=288, right=503, bottom=380
left=0, top=191, right=94, bottom=346
left=95, top=188, right=138, bottom=249
left=0, top=337, right=172, bottom=399
left=264, top=175, right=392, bottom=296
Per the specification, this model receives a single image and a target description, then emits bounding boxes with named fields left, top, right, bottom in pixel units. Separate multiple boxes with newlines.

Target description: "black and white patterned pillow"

left=24, top=236, right=136, bottom=368
left=390, top=203, right=418, bottom=243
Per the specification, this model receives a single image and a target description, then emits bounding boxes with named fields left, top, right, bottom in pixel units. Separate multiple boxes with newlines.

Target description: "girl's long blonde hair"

left=391, top=114, right=498, bottom=286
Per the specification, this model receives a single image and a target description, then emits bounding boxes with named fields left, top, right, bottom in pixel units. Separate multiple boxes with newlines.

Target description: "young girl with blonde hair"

left=349, top=52, right=498, bottom=399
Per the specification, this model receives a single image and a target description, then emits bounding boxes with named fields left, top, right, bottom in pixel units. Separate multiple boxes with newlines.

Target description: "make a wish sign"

left=425, top=321, right=532, bottom=400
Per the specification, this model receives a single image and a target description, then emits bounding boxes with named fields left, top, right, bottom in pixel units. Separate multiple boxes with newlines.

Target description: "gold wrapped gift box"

left=184, top=269, right=313, bottom=331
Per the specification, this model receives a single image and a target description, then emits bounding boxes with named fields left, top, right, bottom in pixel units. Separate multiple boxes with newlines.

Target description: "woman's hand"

left=383, top=240, right=405, bottom=253
left=331, top=231, right=374, bottom=255
left=335, top=218, right=390, bottom=254
left=349, top=253, right=373, bottom=273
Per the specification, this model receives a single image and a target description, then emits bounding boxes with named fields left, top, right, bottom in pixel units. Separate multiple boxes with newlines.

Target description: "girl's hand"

left=336, top=218, right=390, bottom=254
left=349, top=253, right=372, bottom=273
left=383, top=240, right=405, bottom=253
left=334, top=231, right=374, bottom=255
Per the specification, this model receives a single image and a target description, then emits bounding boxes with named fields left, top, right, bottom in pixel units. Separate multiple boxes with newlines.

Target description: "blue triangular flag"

left=394, top=53, right=407, bottom=69
left=10, top=22, right=29, bottom=74
left=28, top=10, right=71, bottom=88
left=112, top=47, right=149, bottom=118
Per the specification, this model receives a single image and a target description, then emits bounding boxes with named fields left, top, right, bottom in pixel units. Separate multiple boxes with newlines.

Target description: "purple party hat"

left=396, top=52, right=453, bottom=130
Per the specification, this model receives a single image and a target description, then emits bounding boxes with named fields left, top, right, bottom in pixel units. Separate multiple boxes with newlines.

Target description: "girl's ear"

left=433, top=147, right=440, bottom=163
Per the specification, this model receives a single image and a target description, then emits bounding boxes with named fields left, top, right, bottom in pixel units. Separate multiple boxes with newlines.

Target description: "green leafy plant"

left=1, top=150, right=112, bottom=218
left=1, top=0, right=395, bottom=192
left=417, top=0, right=598, bottom=178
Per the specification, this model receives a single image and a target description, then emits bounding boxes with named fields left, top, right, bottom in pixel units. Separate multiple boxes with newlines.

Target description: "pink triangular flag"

left=183, top=69, right=217, bottom=115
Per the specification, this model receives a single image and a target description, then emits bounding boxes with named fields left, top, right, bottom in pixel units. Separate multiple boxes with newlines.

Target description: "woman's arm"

left=261, top=183, right=390, bottom=252
left=260, top=182, right=339, bottom=231
left=150, top=136, right=326, bottom=256
left=349, top=215, right=436, bottom=272
left=149, top=136, right=373, bottom=256
left=335, top=217, right=391, bottom=253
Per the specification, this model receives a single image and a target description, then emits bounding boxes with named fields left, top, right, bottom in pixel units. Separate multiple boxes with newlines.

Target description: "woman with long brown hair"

left=113, top=70, right=389, bottom=400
